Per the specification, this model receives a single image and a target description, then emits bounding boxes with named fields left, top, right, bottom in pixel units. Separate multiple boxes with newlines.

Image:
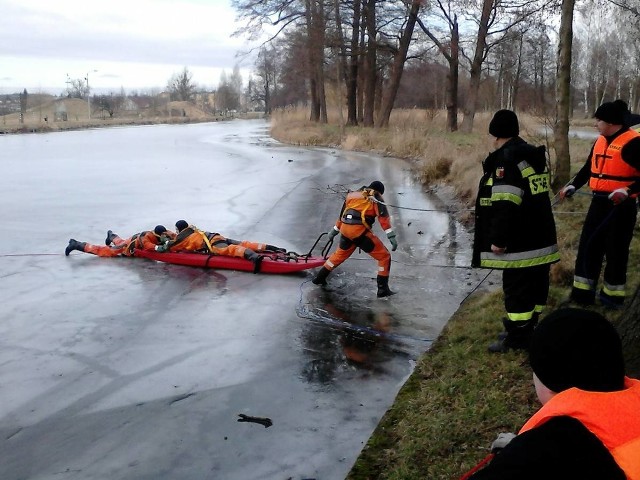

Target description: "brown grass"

left=0, top=98, right=235, bottom=134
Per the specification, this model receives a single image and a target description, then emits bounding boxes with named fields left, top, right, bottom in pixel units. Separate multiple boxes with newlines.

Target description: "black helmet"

left=154, top=225, right=167, bottom=235
left=368, top=181, right=385, bottom=194
left=175, top=220, right=189, bottom=232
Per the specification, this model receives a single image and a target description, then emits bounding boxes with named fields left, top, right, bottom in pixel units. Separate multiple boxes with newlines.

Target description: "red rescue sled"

left=134, top=249, right=326, bottom=274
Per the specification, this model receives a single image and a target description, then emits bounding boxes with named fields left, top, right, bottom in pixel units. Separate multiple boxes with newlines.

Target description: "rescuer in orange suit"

left=64, top=225, right=175, bottom=257
left=312, top=181, right=398, bottom=297
left=155, top=220, right=287, bottom=273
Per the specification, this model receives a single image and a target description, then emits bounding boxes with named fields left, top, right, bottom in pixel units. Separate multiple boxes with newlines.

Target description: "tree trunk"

left=362, top=0, right=377, bottom=127
left=512, top=33, right=524, bottom=109
left=618, top=287, right=640, bottom=378
left=347, top=0, right=361, bottom=126
left=447, top=19, right=459, bottom=132
left=553, top=0, right=574, bottom=189
left=377, top=0, right=421, bottom=128
left=306, top=0, right=327, bottom=123
left=460, top=0, right=494, bottom=133
left=417, top=14, right=459, bottom=132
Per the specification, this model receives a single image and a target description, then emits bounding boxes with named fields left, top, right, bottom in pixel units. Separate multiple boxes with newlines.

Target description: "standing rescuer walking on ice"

left=472, top=110, right=560, bottom=353
left=313, top=181, right=398, bottom=297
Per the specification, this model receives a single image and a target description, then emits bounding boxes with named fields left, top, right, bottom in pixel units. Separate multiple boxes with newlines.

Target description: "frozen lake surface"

left=0, top=120, right=482, bottom=480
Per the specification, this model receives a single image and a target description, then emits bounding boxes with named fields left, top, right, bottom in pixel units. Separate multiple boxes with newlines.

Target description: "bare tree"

left=377, top=0, right=422, bottom=127
left=417, top=1, right=460, bottom=131
left=253, top=46, right=280, bottom=114
left=167, top=67, right=196, bottom=102
left=65, top=78, right=88, bottom=99
left=553, top=0, right=574, bottom=189
left=459, top=0, right=552, bottom=132
left=232, top=0, right=328, bottom=122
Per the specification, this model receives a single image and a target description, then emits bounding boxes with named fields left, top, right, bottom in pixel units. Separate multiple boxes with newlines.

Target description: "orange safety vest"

left=519, top=377, right=640, bottom=479
left=589, top=130, right=640, bottom=196
left=339, top=189, right=392, bottom=231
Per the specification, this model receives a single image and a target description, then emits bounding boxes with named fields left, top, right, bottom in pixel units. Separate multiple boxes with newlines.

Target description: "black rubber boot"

left=244, top=250, right=263, bottom=273
left=65, top=239, right=87, bottom=256
left=489, top=318, right=535, bottom=353
left=497, top=313, right=539, bottom=340
left=312, top=267, right=331, bottom=286
left=105, top=230, right=118, bottom=246
left=376, top=275, right=395, bottom=298
left=266, top=244, right=287, bottom=253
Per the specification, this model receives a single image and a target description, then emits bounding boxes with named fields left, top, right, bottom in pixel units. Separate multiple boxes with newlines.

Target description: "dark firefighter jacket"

left=472, top=137, right=560, bottom=269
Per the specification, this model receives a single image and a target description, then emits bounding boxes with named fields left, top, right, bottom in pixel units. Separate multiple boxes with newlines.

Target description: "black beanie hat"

left=489, top=109, right=520, bottom=138
left=368, top=181, right=385, bottom=194
left=529, top=308, right=625, bottom=393
left=594, top=101, right=625, bottom=125
left=154, top=225, right=167, bottom=235
left=175, top=220, right=189, bottom=232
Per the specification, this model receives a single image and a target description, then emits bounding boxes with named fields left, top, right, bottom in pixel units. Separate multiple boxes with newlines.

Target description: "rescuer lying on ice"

left=312, top=181, right=398, bottom=298
left=155, top=220, right=287, bottom=273
left=64, top=225, right=175, bottom=257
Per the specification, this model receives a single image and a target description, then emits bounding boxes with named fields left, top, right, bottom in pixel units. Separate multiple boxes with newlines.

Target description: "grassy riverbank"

left=270, top=107, right=639, bottom=479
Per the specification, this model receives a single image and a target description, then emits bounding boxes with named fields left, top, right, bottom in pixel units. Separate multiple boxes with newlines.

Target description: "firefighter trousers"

left=503, top=264, right=550, bottom=322
left=571, top=196, right=637, bottom=305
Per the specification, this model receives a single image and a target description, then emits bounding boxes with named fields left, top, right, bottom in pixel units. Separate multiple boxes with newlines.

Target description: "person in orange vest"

left=465, top=308, right=640, bottom=479
left=312, top=181, right=398, bottom=297
left=64, top=225, right=175, bottom=257
left=155, top=220, right=287, bottom=273
left=559, top=100, right=640, bottom=308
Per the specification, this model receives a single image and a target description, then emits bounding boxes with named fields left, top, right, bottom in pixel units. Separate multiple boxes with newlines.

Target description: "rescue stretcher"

left=134, top=233, right=334, bottom=274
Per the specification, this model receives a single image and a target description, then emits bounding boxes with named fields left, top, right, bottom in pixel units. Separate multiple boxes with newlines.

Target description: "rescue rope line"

left=459, top=269, right=494, bottom=305
left=372, top=196, right=588, bottom=215
left=0, top=253, right=60, bottom=257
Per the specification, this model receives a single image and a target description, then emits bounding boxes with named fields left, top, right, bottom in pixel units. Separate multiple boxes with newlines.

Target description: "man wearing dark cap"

left=64, top=225, right=175, bottom=257
left=312, top=181, right=398, bottom=297
left=473, top=109, right=559, bottom=352
left=559, top=100, right=640, bottom=308
left=155, top=220, right=287, bottom=273
left=467, top=308, right=640, bottom=479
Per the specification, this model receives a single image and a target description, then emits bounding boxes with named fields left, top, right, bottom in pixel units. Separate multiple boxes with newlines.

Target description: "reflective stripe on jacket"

left=589, top=129, right=640, bottom=196
left=519, top=378, right=640, bottom=479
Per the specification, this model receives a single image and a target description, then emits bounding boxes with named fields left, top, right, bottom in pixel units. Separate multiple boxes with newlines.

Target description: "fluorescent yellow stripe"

left=491, top=192, right=522, bottom=205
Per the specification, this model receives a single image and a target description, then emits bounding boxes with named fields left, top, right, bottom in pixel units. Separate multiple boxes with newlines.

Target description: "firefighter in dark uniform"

left=559, top=100, right=640, bottom=308
left=312, top=181, right=398, bottom=298
left=472, top=110, right=560, bottom=353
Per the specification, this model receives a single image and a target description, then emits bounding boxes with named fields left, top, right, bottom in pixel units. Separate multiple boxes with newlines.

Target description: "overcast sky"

left=0, top=0, right=254, bottom=95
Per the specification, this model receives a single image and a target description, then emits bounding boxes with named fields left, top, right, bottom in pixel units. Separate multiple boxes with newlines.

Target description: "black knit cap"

left=368, top=181, right=385, bottom=194
left=529, top=308, right=625, bottom=393
left=154, top=225, right=167, bottom=235
left=175, top=220, right=189, bottom=232
left=594, top=101, right=626, bottom=125
left=488, top=109, right=520, bottom=138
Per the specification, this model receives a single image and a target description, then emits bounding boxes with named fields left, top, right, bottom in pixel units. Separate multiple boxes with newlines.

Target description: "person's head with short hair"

left=489, top=109, right=520, bottom=139
left=175, top=220, right=189, bottom=233
left=529, top=308, right=625, bottom=404
left=367, top=181, right=385, bottom=195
